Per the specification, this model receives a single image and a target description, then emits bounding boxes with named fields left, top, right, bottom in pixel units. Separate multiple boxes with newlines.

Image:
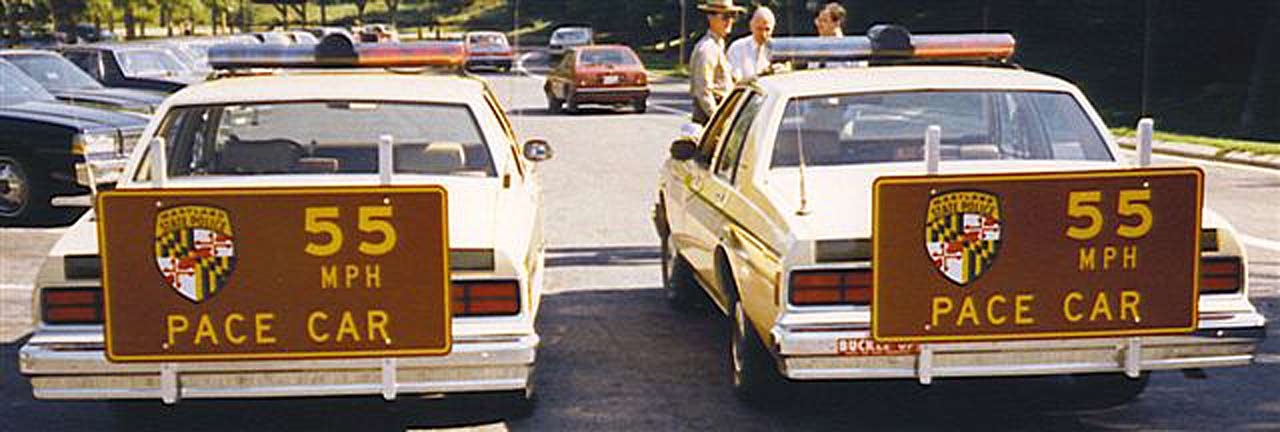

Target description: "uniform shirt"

left=690, top=33, right=734, bottom=119
left=727, top=35, right=769, bottom=80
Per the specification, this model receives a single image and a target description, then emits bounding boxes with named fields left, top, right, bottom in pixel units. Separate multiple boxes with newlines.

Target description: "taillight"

left=1200, top=256, right=1243, bottom=294
left=41, top=287, right=103, bottom=324
left=789, top=269, right=872, bottom=306
left=451, top=280, right=521, bottom=316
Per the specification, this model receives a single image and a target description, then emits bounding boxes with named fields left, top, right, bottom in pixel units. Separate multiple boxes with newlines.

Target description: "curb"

left=1114, top=137, right=1280, bottom=170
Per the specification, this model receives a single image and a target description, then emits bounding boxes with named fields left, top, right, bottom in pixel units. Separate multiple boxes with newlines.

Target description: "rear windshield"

left=0, top=60, right=56, bottom=104
left=771, top=91, right=1113, bottom=167
left=4, top=53, right=104, bottom=91
left=118, top=49, right=191, bottom=77
left=578, top=49, right=637, bottom=66
left=468, top=34, right=508, bottom=45
left=143, top=101, right=494, bottom=179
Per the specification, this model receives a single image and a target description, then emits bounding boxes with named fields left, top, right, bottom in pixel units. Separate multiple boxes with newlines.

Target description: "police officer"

left=689, top=0, right=745, bottom=124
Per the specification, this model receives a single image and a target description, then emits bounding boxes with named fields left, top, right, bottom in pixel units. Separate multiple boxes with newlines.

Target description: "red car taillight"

left=452, top=280, right=521, bottom=316
left=1200, top=256, right=1243, bottom=294
left=789, top=269, right=872, bottom=306
left=41, top=287, right=103, bottom=324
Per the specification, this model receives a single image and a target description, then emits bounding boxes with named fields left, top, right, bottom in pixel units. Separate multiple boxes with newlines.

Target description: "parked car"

left=0, top=59, right=146, bottom=224
left=60, top=44, right=205, bottom=93
left=654, top=27, right=1266, bottom=406
left=20, top=37, right=551, bottom=425
left=464, top=31, right=514, bottom=72
left=0, top=49, right=165, bottom=114
left=548, top=26, right=592, bottom=58
left=56, top=24, right=117, bottom=43
left=544, top=45, right=649, bottom=113
left=249, top=31, right=293, bottom=44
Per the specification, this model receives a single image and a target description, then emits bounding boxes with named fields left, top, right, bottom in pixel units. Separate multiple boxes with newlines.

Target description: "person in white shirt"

left=727, top=6, right=775, bottom=81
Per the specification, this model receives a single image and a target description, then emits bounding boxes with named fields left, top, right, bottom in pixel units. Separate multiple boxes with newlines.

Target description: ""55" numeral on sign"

left=1065, top=190, right=1152, bottom=241
left=304, top=206, right=398, bottom=257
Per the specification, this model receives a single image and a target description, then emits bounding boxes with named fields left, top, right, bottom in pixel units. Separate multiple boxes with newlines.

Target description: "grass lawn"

left=1111, top=128, right=1280, bottom=156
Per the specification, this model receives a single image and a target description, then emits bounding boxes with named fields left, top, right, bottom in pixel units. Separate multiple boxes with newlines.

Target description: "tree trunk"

left=319, top=0, right=325, bottom=25
left=123, top=0, right=136, bottom=39
left=162, top=1, right=172, bottom=37
left=384, top=0, right=397, bottom=28
left=290, top=3, right=306, bottom=27
left=1239, top=3, right=1280, bottom=140
left=354, top=0, right=365, bottom=25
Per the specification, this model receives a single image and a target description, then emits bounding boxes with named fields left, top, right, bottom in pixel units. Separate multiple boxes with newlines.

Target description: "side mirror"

left=523, top=139, right=553, bottom=162
left=670, top=138, right=698, bottom=161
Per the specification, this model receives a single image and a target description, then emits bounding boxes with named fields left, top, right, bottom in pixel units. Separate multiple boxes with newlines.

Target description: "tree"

left=382, top=0, right=397, bottom=27
left=1239, top=2, right=1280, bottom=140
left=353, top=0, right=366, bottom=25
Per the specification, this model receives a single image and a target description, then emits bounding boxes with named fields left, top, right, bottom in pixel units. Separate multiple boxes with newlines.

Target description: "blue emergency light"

left=768, top=24, right=1016, bottom=63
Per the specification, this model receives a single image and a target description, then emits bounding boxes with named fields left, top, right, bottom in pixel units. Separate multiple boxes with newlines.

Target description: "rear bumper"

left=466, top=57, right=513, bottom=68
left=572, top=87, right=649, bottom=103
left=20, top=332, right=537, bottom=403
left=771, top=312, right=1266, bottom=383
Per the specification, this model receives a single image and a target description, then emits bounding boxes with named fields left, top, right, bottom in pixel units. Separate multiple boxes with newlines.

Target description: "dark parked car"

left=59, top=44, right=205, bottom=93
left=0, top=59, right=147, bottom=224
left=1, top=50, right=165, bottom=114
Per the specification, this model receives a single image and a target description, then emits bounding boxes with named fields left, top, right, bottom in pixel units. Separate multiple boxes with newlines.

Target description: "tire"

left=546, top=91, right=563, bottom=113
left=633, top=98, right=648, bottom=113
left=0, top=155, right=50, bottom=225
left=660, top=231, right=701, bottom=310
left=731, top=299, right=786, bottom=405
left=1061, top=373, right=1149, bottom=409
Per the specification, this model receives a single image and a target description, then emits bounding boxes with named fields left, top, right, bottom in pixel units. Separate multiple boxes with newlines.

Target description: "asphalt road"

left=2, top=58, right=1278, bottom=431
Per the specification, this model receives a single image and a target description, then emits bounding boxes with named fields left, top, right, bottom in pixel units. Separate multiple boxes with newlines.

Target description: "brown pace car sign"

left=872, top=167, right=1203, bottom=343
left=96, top=186, right=451, bottom=362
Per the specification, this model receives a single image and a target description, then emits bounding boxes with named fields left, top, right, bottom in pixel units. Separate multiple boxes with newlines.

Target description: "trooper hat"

left=698, top=0, right=747, bottom=14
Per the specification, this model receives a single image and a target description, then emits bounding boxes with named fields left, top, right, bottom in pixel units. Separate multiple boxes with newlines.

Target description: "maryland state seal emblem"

left=154, top=205, right=236, bottom=302
left=924, top=191, right=1002, bottom=285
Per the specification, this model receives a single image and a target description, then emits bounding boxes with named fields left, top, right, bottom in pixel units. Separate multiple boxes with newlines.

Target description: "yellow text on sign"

left=303, top=206, right=398, bottom=257
left=1065, top=189, right=1153, bottom=240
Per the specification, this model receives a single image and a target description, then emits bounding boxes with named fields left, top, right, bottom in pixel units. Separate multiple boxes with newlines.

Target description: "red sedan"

left=544, top=45, right=649, bottom=114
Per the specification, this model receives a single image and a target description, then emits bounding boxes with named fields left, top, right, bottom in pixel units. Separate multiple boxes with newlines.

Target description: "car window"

left=147, top=101, right=495, bottom=179
left=5, top=54, right=104, bottom=91
left=118, top=49, right=190, bottom=77
left=63, top=51, right=101, bottom=79
left=469, top=34, right=507, bottom=45
left=770, top=90, right=1113, bottom=167
left=578, top=50, right=637, bottom=66
left=696, top=90, right=746, bottom=166
left=0, top=60, right=58, bottom=104
left=714, top=92, right=764, bottom=184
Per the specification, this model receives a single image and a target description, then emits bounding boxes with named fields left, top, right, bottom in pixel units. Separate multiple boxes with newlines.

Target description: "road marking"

left=1119, top=148, right=1280, bottom=176
left=0, top=227, right=67, bottom=234
left=1238, top=232, right=1280, bottom=253
left=648, top=103, right=691, bottom=117
left=1, top=283, right=33, bottom=291
left=1256, top=353, right=1280, bottom=365
left=411, top=423, right=508, bottom=432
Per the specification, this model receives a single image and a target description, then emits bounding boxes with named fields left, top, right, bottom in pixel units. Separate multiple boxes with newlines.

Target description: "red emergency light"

left=208, top=32, right=466, bottom=69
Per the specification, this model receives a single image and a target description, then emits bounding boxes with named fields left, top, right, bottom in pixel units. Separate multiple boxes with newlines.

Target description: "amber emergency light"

left=208, top=32, right=467, bottom=69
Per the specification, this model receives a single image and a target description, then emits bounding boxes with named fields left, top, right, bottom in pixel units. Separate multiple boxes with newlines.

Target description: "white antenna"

left=378, top=135, right=394, bottom=185
left=1136, top=118, right=1153, bottom=167
left=150, top=137, right=168, bottom=188
left=924, top=125, right=941, bottom=175
left=795, top=103, right=810, bottom=216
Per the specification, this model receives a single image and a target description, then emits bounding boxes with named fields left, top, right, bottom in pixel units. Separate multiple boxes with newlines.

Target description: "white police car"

left=20, top=34, right=551, bottom=422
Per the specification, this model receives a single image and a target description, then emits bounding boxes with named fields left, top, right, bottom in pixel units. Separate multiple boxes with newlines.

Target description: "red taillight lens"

left=451, top=280, right=521, bottom=316
left=41, top=288, right=103, bottom=324
left=789, top=269, right=872, bottom=306
left=1200, top=256, right=1243, bottom=294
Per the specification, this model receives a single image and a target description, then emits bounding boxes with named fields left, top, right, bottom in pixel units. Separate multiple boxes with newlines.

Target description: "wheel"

left=660, top=231, right=702, bottom=310
left=731, top=300, right=786, bottom=405
left=0, top=155, right=49, bottom=225
left=633, top=98, right=648, bottom=113
left=565, top=96, right=579, bottom=114
left=546, top=91, right=563, bottom=113
left=1061, top=373, right=1149, bottom=409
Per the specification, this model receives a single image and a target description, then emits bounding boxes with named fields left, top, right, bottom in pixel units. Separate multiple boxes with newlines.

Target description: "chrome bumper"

left=771, top=313, right=1265, bottom=384
left=20, top=333, right=538, bottom=403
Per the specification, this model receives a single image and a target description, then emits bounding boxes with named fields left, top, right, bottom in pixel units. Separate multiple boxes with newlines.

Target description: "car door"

left=679, top=90, right=747, bottom=298
left=482, top=91, right=544, bottom=314
left=703, top=90, right=773, bottom=317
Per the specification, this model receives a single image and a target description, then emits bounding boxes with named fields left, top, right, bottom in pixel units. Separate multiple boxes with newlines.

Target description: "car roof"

left=168, top=71, right=489, bottom=106
left=0, top=49, right=57, bottom=56
left=573, top=44, right=634, bottom=53
left=753, top=66, right=1079, bottom=98
left=467, top=31, right=505, bottom=36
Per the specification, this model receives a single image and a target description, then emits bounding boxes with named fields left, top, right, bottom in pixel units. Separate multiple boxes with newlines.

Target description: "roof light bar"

left=768, top=24, right=1016, bottom=63
left=208, top=33, right=466, bottom=69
